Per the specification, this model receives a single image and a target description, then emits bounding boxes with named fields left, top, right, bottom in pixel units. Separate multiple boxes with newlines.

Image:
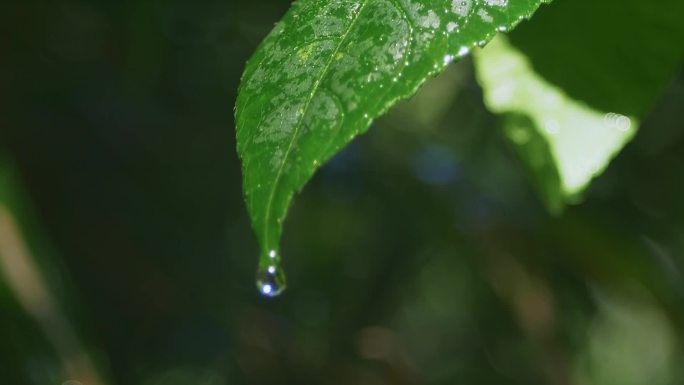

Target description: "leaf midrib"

left=261, top=0, right=371, bottom=249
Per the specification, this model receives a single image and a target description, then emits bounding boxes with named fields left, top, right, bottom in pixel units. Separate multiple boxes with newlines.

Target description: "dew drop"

left=456, top=45, right=470, bottom=58
left=256, top=255, right=286, bottom=298
left=544, top=119, right=560, bottom=135
left=350, top=2, right=361, bottom=15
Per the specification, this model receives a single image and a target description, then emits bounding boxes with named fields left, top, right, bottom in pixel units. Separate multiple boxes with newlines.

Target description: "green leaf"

left=474, top=0, right=684, bottom=213
left=235, top=0, right=550, bottom=289
left=475, top=36, right=637, bottom=213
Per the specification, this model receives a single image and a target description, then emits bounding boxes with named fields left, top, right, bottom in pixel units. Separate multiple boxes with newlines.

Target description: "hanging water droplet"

left=256, top=259, right=287, bottom=297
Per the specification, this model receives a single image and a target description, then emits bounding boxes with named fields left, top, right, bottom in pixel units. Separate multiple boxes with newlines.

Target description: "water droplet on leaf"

left=256, top=259, right=287, bottom=297
left=457, top=46, right=470, bottom=57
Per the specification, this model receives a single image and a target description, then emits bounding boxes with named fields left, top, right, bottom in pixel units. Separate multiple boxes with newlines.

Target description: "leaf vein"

left=261, top=0, right=372, bottom=249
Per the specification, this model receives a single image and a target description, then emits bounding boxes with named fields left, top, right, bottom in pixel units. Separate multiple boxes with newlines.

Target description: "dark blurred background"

left=1, top=1, right=684, bottom=384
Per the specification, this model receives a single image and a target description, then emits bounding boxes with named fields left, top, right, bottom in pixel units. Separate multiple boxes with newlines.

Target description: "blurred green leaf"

left=235, top=0, right=550, bottom=279
left=577, top=294, right=676, bottom=385
left=474, top=0, right=684, bottom=212
left=475, top=36, right=637, bottom=213
left=509, top=0, right=684, bottom=118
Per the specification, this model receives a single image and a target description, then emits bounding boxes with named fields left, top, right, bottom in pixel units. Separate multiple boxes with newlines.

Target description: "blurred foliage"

left=1, top=1, right=684, bottom=385
left=475, top=0, right=684, bottom=212
left=475, top=36, right=637, bottom=212
left=508, top=0, right=684, bottom=117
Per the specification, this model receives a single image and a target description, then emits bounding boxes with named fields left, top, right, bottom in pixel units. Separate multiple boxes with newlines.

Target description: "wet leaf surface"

left=235, top=0, right=549, bottom=283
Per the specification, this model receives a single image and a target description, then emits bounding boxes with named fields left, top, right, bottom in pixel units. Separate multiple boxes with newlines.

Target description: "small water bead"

left=477, top=9, right=493, bottom=23
left=603, top=112, right=632, bottom=132
left=457, top=46, right=470, bottom=58
left=350, top=2, right=361, bottom=15
left=452, top=0, right=473, bottom=17
left=544, top=119, right=561, bottom=135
